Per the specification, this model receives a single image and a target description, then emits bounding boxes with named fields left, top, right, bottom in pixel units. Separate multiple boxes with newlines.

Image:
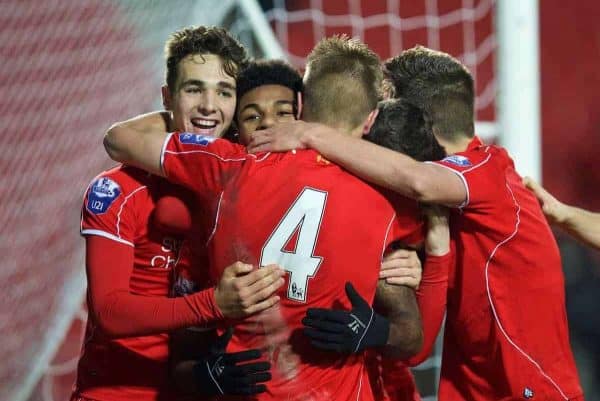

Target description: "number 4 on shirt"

left=260, top=187, right=327, bottom=302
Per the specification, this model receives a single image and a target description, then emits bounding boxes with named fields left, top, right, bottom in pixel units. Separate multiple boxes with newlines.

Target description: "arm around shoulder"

left=304, top=128, right=466, bottom=206
left=104, top=111, right=170, bottom=176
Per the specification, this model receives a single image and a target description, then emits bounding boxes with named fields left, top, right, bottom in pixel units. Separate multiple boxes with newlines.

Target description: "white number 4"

left=260, top=187, right=327, bottom=302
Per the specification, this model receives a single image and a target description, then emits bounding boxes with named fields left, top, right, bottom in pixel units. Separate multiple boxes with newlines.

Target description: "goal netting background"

left=0, top=1, right=496, bottom=401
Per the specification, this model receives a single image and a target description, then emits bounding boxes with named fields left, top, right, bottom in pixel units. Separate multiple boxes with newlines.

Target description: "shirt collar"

left=467, top=136, right=484, bottom=151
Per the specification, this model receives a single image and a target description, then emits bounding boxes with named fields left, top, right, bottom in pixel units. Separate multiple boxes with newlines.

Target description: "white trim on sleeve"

left=160, top=132, right=175, bottom=176
left=81, top=229, right=134, bottom=247
left=425, top=161, right=470, bottom=209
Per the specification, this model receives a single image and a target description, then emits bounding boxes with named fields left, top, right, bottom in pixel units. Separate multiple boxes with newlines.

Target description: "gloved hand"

left=193, top=327, right=271, bottom=396
left=302, top=282, right=389, bottom=353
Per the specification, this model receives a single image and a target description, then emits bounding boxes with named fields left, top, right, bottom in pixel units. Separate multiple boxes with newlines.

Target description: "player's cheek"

left=222, top=98, right=237, bottom=126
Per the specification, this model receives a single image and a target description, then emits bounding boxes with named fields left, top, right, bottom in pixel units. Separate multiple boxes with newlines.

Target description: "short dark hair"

left=303, top=35, right=382, bottom=130
left=384, top=45, right=474, bottom=141
left=367, top=99, right=446, bottom=161
left=236, top=59, right=303, bottom=101
left=164, top=26, right=248, bottom=91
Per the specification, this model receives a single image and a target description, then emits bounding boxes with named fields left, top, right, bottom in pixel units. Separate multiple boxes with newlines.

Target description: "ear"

left=362, top=108, right=379, bottom=136
left=295, top=91, right=303, bottom=120
left=161, top=85, right=172, bottom=110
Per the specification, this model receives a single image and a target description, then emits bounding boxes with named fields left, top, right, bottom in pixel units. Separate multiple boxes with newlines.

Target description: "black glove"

left=302, top=282, right=389, bottom=353
left=193, top=327, right=271, bottom=396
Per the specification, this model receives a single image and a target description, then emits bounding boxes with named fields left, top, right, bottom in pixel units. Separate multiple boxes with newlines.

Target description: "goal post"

left=497, top=0, right=541, bottom=181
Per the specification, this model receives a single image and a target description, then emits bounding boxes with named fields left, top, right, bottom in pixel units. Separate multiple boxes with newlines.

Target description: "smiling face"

left=162, top=53, right=237, bottom=137
left=236, top=84, right=296, bottom=145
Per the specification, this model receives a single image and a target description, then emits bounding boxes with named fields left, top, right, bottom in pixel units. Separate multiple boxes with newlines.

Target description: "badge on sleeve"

left=179, top=133, right=217, bottom=146
left=441, top=155, right=472, bottom=167
left=86, top=177, right=122, bottom=214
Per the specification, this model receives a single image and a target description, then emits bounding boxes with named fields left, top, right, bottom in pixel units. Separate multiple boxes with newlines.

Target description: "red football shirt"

left=162, top=133, right=424, bottom=401
left=432, top=137, right=583, bottom=401
left=77, top=166, right=189, bottom=401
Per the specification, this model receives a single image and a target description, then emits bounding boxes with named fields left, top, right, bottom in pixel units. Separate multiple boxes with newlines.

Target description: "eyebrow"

left=180, top=79, right=236, bottom=90
left=241, top=100, right=294, bottom=112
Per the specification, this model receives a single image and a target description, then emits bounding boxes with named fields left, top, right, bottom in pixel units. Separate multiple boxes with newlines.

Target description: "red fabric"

left=380, top=359, right=421, bottom=401
left=367, top=351, right=421, bottom=401
left=74, top=165, right=221, bottom=401
left=162, top=133, right=424, bottom=401
left=431, top=138, right=583, bottom=401
left=406, top=251, right=451, bottom=366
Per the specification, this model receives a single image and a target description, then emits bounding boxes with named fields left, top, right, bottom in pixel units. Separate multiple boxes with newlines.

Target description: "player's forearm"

left=374, top=281, right=423, bottom=359
left=104, top=111, right=170, bottom=176
left=87, top=236, right=223, bottom=337
left=405, top=252, right=450, bottom=366
left=560, top=205, right=600, bottom=250
left=304, top=127, right=421, bottom=198
left=303, top=128, right=465, bottom=205
left=91, top=288, right=223, bottom=338
left=385, top=313, right=423, bottom=359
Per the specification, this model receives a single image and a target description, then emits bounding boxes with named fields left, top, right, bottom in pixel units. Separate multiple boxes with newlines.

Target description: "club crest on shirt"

left=172, top=274, right=200, bottom=296
left=86, top=177, right=121, bottom=214
left=442, top=155, right=472, bottom=167
left=179, top=133, right=216, bottom=146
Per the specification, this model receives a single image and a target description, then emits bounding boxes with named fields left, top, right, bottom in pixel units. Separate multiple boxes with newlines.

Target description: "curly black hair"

left=236, top=59, right=303, bottom=101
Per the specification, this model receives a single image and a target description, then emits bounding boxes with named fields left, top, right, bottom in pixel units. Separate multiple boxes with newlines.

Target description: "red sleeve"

left=432, top=150, right=503, bottom=210
left=80, top=174, right=137, bottom=246
left=405, top=251, right=451, bottom=366
left=160, top=132, right=246, bottom=196
left=86, top=236, right=223, bottom=337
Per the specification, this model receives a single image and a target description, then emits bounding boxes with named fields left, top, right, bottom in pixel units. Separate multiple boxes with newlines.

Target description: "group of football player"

left=74, top=25, right=590, bottom=401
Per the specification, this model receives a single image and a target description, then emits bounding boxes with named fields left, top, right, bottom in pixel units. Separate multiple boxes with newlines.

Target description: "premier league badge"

left=86, top=177, right=121, bottom=214
left=179, top=133, right=217, bottom=146
left=442, top=155, right=472, bottom=167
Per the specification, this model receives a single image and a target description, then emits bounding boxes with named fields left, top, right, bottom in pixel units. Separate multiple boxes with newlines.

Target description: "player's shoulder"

left=83, top=165, right=152, bottom=214
left=434, top=143, right=503, bottom=174
left=90, top=165, right=153, bottom=192
left=289, top=149, right=343, bottom=170
left=170, top=132, right=245, bottom=154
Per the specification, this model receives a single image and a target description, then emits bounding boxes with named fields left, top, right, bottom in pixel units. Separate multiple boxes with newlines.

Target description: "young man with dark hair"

left=235, top=59, right=303, bottom=144
left=73, top=26, right=282, bottom=401
left=104, top=35, right=426, bottom=401
left=249, top=46, right=584, bottom=401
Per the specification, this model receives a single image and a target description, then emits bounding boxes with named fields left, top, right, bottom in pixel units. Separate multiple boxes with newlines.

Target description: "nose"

left=257, top=113, right=275, bottom=130
left=199, top=91, right=217, bottom=115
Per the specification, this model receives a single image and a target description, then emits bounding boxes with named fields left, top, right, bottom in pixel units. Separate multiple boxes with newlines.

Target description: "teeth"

left=192, top=119, right=217, bottom=128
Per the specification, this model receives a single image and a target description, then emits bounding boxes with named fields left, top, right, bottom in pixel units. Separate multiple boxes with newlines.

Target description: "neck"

left=435, top=135, right=473, bottom=155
